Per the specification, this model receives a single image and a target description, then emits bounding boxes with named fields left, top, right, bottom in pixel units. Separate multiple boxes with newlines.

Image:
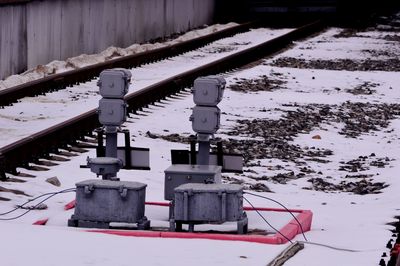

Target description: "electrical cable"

left=0, top=188, right=76, bottom=216
left=244, top=192, right=370, bottom=252
left=0, top=188, right=76, bottom=221
left=297, top=241, right=365, bottom=252
left=243, top=195, right=293, bottom=244
left=244, top=191, right=309, bottom=242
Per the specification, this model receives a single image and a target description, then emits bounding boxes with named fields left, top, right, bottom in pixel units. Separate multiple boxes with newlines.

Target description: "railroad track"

left=0, top=22, right=254, bottom=107
left=0, top=20, right=325, bottom=180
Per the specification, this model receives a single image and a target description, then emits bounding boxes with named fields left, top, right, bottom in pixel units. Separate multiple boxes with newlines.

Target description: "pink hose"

left=35, top=200, right=312, bottom=244
left=87, top=201, right=313, bottom=245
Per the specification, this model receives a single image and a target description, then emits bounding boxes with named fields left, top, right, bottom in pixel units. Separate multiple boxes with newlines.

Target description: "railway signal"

left=69, top=69, right=150, bottom=229
left=165, top=76, right=247, bottom=233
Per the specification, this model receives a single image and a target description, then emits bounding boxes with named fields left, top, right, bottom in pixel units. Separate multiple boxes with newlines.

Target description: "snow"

left=0, top=23, right=238, bottom=91
left=1, top=222, right=284, bottom=266
left=1, top=22, right=400, bottom=265
left=0, top=27, right=291, bottom=148
left=273, top=27, right=400, bottom=61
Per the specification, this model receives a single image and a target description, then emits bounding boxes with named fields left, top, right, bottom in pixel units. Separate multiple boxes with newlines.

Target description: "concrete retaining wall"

left=0, top=0, right=216, bottom=80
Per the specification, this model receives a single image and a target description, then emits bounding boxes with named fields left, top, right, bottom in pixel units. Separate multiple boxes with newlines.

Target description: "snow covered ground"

left=1, top=16, right=400, bottom=265
left=0, top=27, right=291, bottom=148
left=0, top=23, right=239, bottom=91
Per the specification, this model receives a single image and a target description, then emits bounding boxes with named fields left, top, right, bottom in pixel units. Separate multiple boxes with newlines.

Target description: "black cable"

left=297, top=241, right=363, bottom=252
left=244, top=191, right=309, bottom=242
left=243, top=195, right=293, bottom=244
left=0, top=188, right=76, bottom=221
left=0, top=188, right=76, bottom=216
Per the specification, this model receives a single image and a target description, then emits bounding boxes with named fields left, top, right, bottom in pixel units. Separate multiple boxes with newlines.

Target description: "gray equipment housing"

left=87, top=157, right=123, bottom=179
left=164, top=164, right=222, bottom=200
left=190, top=106, right=221, bottom=134
left=68, top=179, right=150, bottom=229
left=170, top=183, right=248, bottom=234
left=98, top=68, right=131, bottom=98
left=98, top=98, right=127, bottom=126
left=193, top=76, right=225, bottom=106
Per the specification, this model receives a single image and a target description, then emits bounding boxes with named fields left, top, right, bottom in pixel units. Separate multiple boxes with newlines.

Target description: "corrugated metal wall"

left=0, top=4, right=27, bottom=79
left=0, top=0, right=215, bottom=80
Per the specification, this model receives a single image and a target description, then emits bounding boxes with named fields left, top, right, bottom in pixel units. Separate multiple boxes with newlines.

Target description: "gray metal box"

left=193, top=76, right=225, bottom=106
left=72, top=179, right=146, bottom=223
left=164, top=164, right=221, bottom=200
left=87, top=157, right=122, bottom=176
left=98, top=98, right=127, bottom=126
left=190, top=106, right=220, bottom=134
left=98, top=69, right=131, bottom=98
left=174, top=183, right=244, bottom=222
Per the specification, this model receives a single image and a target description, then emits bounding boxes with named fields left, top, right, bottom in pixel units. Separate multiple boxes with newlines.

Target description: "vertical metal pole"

left=217, top=141, right=223, bottom=167
left=197, top=141, right=210, bottom=165
left=124, top=130, right=132, bottom=169
left=96, top=129, right=104, bottom=157
left=190, top=138, right=197, bottom=164
left=105, top=126, right=118, bottom=158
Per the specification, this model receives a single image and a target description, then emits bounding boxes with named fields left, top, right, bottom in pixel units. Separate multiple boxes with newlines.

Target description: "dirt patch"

left=339, top=154, right=392, bottom=172
left=383, top=34, right=400, bottom=42
left=228, top=75, right=286, bottom=93
left=147, top=101, right=399, bottom=195
left=333, top=28, right=365, bottom=38
left=269, top=57, right=400, bottom=72
left=305, top=177, right=388, bottom=195
left=345, top=82, right=379, bottom=95
left=247, top=171, right=305, bottom=185
left=336, top=102, right=400, bottom=138
left=202, top=46, right=236, bottom=54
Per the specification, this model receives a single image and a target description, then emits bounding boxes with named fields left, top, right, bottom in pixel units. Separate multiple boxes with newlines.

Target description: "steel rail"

left=0, top=20, right=325, bottom=180
left=0, top=22, right=254, bottom=107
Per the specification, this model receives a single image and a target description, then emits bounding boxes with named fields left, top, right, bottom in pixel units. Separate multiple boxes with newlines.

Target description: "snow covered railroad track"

left=0, top=22, right=254, bottom=107
left=0, top=21, right=324, bottom=180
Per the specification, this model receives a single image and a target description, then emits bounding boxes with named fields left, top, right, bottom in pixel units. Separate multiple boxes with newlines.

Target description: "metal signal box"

left=171, top=183, right=248, bottom=234
left=69, top=179, right=150, bottom=229
left=193, top=76, right=225, bottom=106
left=98, top=69, right=131, bottom=98
left=164, top=164, right=222, bottom=200
left=98, top=98, right=127, bottom=126
left=87, top=157, right=123, bottom=179
left=190, top=106, right=221, bottom=134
